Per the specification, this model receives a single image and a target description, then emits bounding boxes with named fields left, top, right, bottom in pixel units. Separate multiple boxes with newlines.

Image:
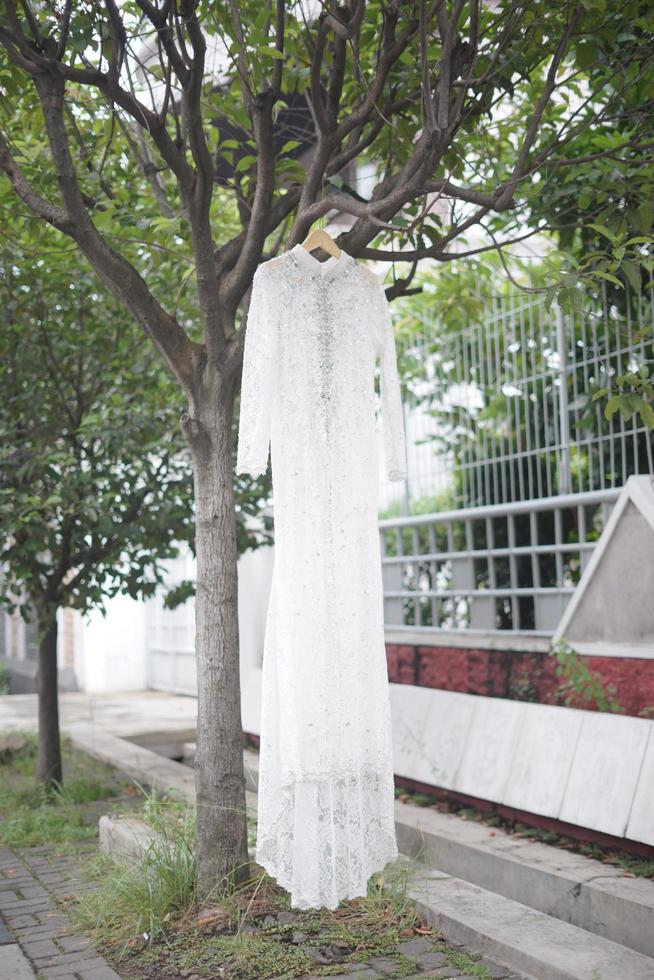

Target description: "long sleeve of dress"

left=376, top=279, right=407, bottom=482
left=236, top=265, right=276, bottom=477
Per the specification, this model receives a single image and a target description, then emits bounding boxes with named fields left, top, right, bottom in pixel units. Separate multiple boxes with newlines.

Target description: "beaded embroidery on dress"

left=236, top=244, right=407, bottom=910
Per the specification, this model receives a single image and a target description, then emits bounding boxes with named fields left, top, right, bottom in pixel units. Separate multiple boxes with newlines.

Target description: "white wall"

left=77, top=594, right=148, bottom=693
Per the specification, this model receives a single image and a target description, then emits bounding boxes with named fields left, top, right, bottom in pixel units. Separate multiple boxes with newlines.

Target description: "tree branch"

left=28, top=71, right=201, bottom=396
left=0, top=134, right=72, bottom=232
left=497, top=3, right=582, bottom=208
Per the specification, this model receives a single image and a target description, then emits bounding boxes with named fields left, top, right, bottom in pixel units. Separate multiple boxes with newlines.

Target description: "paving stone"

left=367, top=955, right=403, bottom=974
left=3, top=913, right=37, bottom=929
left=76, top=967, right=123, bottom=980
left=0, top=918, right=12, bottom=946
left=306, top=972, right=381, bottom=979
left=34, top=947, right=105, bottom=969
left=0, top=942, right=37, bottom=979
left=38, top=959, right=111, bottom=979
left=18, top=885, right=50, bottom=900
left=15, top=925, right=69, bottom=941
left=0, top=897, right=51, bottom=913
left=22, top=938, right=59, bottom=957
left=340, top=972, right=380, bottom=978
left=339, top=966, right=376, bottom=975
left=476, top=959, right=512, bottom=977
left=35, top=911, right=70, bottom=926
left=418, top=969, right=462, bottom=978
left=398, top=937, right=436, bottom=956
left=58, top=933, right=92, bottom=953
left=414, top=951, right=452, bottom=969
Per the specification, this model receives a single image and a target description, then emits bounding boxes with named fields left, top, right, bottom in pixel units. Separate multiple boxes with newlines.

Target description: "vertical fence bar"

left=554, top=506, right=564, bottom=590
left=428, top=522, right=437, bottom=626
left=507, top=512, right=519, bottom=629
left=555, top=303, right=572, bottom=495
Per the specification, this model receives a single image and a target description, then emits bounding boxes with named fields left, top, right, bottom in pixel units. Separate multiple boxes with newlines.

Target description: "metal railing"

left=379, top=488, right=620, bottom=634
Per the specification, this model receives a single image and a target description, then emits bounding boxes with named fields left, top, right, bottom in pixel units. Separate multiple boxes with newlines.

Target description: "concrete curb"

left=99, top=813, right=259, bottom=866
left=98, top=815, right=161, bottom=866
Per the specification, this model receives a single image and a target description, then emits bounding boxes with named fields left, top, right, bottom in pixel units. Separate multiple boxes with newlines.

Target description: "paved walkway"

left=0, top=839, right=525, bottom=980
left=0, top=691, right=198, bottom=740
left=0, top=843, right=120, bottom=980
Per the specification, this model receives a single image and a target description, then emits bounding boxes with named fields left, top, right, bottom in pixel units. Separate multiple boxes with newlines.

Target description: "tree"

left=0, top=241, right=197, bottom=786
left=1, top=0, right=650, bottom=902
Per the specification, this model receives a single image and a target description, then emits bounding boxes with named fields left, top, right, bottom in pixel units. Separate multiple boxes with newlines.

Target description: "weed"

left=0, top=728, right=123, bottom=847
left=552, top=640, right=625, bottom=713
left=71, top=780, right=200, bottom=951
left=427, top=939, right=490, bottom=976
left=193, top=933, right=313, bottom=980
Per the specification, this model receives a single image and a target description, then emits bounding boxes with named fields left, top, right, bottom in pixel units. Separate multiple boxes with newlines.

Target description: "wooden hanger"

left=300, top=226, right=341, bottom=259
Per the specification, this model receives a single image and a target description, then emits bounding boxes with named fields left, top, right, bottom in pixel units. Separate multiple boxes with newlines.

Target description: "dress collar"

left=290, top=243, right=352, bottom=278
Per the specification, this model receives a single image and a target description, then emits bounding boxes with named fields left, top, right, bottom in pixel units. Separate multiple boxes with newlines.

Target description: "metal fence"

left=381, top=284, right=654, bottom=514
left=379, top=488, right=619, bottom=634
left=377, top=282, right=653, bottom=634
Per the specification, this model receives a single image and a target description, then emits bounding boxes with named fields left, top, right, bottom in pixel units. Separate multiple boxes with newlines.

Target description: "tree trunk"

left=186, top=379, right=251, bottom=903
left=36, top=604, right=63, bottom=787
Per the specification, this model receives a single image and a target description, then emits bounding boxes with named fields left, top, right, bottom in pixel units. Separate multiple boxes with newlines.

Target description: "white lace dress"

left=236, top=244, right=407, bottom=910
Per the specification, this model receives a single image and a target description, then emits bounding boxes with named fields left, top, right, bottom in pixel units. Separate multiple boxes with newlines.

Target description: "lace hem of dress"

left=255, top=768, right=399, bottom=910
left=255, top=838, right=399, bottom=911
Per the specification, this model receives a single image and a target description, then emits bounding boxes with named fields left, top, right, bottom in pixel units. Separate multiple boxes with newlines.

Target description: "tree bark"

left=36, top=603, right=62, bottom=787
left=186, top=377, right=251, bottom=902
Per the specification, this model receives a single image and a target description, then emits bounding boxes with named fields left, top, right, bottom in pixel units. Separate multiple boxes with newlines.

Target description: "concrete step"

left=394, top=795, right=654, bottom=960
left=401, top=858, right=654, bottom=980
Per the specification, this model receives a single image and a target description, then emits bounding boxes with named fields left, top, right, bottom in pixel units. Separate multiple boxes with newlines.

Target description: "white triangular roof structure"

left=553, top=475, right=654, bottom=659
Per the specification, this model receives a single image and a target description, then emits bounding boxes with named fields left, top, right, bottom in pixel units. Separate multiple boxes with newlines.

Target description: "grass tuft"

left=0, top=728, right=125, bottom=848
left=72, top=784, right=198, bottom=952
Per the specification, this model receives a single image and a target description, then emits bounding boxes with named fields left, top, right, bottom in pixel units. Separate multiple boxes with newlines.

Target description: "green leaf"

left=619, top=394, right=638, bottom=419
left=257, top=45, right=285, bottom=59
left=640, top=401, right=654, bottom=430
left=592, top=270, right=623, bottom=287
left=235, top=155, right=256, bottom=172
left=604, top=395, right=621, bottom=420
left=638, top=202, right=654, bottom=234
left=588, top=223, right=618, bottom=243
left=622, top=259, right=641, bottom=292
left=575, top=41, right=598, bottom=69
